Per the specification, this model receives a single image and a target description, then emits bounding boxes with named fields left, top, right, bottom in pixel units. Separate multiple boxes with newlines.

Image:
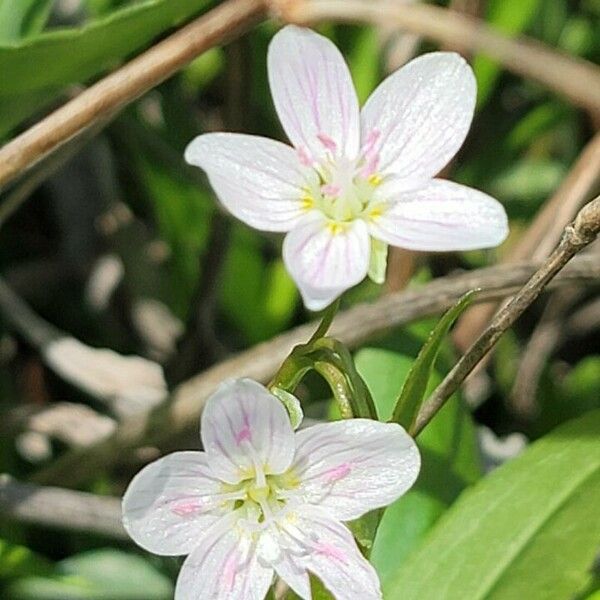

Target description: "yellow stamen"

left=301, top=195, right=314, bottom=210
left=327, top=221, right=349, bottom=235
left=368, top=173, right=382, bottom=187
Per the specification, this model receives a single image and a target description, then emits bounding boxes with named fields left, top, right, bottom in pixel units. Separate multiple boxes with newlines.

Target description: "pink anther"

left=317, top=133, right=338, bottom=153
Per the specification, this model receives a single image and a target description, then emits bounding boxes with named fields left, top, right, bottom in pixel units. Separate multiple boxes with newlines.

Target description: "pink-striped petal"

left=361, top=52, right=476, bottom=180
left=277, top=506, right=382, bottom=600
left=268, top=25, right=360, bottom=164
left=184, top=133, right=308, bottom=232
left=370, top=179, right=509, bottom=251
left=291, top=419, right=420, bottom=521
left=122, top=452, right=226, bottom=556
left=282, top=213, right=370, bottom=311
left=175, top=521, right=273, bottom=600
left=201, top=379, right=295, bottom=484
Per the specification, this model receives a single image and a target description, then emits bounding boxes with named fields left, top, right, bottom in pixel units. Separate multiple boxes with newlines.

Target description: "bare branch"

left=31, top=253, right=600, bottom=486
left=413, top=196, right=600, bottom=435
left=0, top=0, right=266, bottom=192
left=0, top=475, right=125, bottom=539
left=284, top=0, right=600, bottom=115
left=454, top=131, right=600, bottom=350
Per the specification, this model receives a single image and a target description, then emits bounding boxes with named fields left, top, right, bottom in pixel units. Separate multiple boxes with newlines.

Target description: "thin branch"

left=0, top=0, right=267, bottom=192
left=0, top=475, right=126, bottom=539
left=31, top=253, right=600, bottom=486
left=283, top=0, right=600, bottom=115
left=454, top=130, right=600, bottom=350
left=510, top=287, right=583, bottom=419
left=413, top=196, right=600, bottom=435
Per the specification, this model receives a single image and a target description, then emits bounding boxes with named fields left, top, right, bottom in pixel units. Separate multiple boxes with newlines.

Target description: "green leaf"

left=346, top=26, right=381, bottom=104
left=0, top=0, right=54, bottom=42
left=355, top=347, right=482, bottom=587
left=9, top=549, right=173, bottom=599
left=0, top=539, right=52, bottom=580
left=385, top=410, right=600, bottom=600
left=473, top=0, right=542, bottom=106
left=0, top=0, right=213, bottom=135
left=391, top=291, right=476, bottom=431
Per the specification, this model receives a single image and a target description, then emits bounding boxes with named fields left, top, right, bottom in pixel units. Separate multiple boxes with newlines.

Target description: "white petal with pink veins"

left=201, top=379, right=296, bottom=484
left=361, top=52, right=476, bottom=181
left=268, top=25, right=360, bottom=164
left=184, top=133, right=309, bottom=232
left=175, top=523, right=273, bottom=600
left=122, top=452, right=227, bottom=555
left=279, top=506, right=383, bottom=600
left=292, top=419, right=420, bottom=521
left=282, top=213, right=370, bottom=311
left=370, top=179, right=509, bottom=251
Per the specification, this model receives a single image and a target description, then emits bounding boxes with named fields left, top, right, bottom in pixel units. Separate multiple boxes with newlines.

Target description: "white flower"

left=122, top=378, right=420, bottom=599
left=185, top=26, right=508, bottom=311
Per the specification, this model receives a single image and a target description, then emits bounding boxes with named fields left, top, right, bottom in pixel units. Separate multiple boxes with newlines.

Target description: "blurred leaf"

left=346, top=26, right=380, bottom=104
left=473, top=0, right=542, bottom=106
left=0, top=0, right=213, bottom=135
left=135, top=154, right=213, bottom=317
left=0, top=539, right=52, bottom=580
left=391, top=291, right=475, bottom=430
left=8, top=549, right=173, bottom=599
left=558, top=17, right=596, bottom=55
left=181, top=48, right=225, bottom=93
left=0, top=0, right=54, bottom=41
left=385, top=410, right=600, bottom=600
left=506, top=102, right=570, bottom=152
left=534, top=356, right=600, bottom=437
left=221, top=229, right=297, bottom=343
left=489, top=157, right=567, bottom=206
left=355, top=348, right=482, bottom=587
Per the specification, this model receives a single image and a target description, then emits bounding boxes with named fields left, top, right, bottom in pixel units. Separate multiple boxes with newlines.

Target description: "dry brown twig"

left=454, top=131, right=600, bottom=350
left=0, top=0, right=267, bottom=192
left=412, top=196, right=600, bottom=435
left=0, top=475, right=126, bottom=539
left=29, top=252, right=600, bottom=487
left=283, top=0, right=600, bottom=115
left=1, top=0, right=599, bottom=194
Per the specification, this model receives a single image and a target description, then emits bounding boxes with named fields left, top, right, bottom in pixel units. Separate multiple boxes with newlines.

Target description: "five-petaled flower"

left=185, top=25, right=508, bottom=310
left=122, top=378, right=420, bottom=599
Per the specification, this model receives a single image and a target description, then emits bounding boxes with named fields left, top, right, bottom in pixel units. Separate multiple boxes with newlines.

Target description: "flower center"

left=224, top=468, right=300, bottom=527
left=303, top=156, right=383, bottom=223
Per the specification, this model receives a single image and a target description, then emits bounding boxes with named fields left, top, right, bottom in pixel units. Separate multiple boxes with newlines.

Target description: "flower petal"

left=273, top=554, right=311, bottom=600
left=268, top=25, right=360, bottom=163
left=122, top=451, right=226, bottom=556
left=291, top=419, right=420, bottom=521
left=185, top=133, right=309, bottom=232
left=279, top=506, right=382, bottom=600
left=283, top=213, right=370, bottom=311
left=361, top=52, right=476, bottom=180
left=201, top=379, right=295, bottom=484
left=370, top=179, right=509, bottom=251
left=175, top=523, right=273, bottom=600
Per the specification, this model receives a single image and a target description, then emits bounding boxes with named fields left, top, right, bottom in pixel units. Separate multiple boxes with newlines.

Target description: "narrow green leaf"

left=0, top=0, right=54, bottom=42
left=391, top=290, right=476, bottom=430
left=385, top=410, right=600, bottom=600
left=356, top=347, right=482, bottom=587
left=0, top=0, right=213, bottom=135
